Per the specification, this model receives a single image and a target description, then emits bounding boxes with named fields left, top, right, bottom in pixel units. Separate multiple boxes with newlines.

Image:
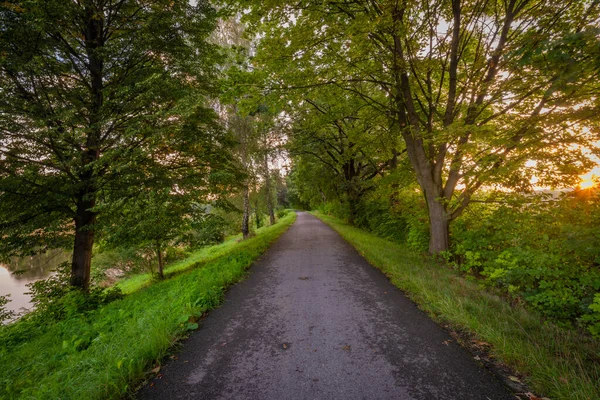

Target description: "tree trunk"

left=255, top=198, right=261, bottom=228
left=71, top=199, right=96, bottom=290
left=425, top=194, right=450, bottom=254
left=264, top=153, right=275, bottom=225
left=70, top=5, right=103, bottom=290
left=242, top=185, right=250, bottom=239
left=156, top=241, right=164, bottom=280
left=347, top=190, right=358, bottom=225
left=319, top=189, right=326, bottom=204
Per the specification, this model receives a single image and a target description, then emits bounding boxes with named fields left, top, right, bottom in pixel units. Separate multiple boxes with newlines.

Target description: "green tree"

left=0, top=0, right=223, bottom=289
left=102, top=192, right=191, bottom=280
left=286, top=86, right=398, bottom=222
left=235, top=0, right=600, bottom=253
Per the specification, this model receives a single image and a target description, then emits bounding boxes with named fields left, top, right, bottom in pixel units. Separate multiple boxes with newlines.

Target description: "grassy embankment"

left=314, top=212, right=600, bottom=400
left=0, top=212, right=296, bottom=400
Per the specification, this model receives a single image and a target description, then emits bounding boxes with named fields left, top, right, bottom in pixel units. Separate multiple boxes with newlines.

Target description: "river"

left=0, top=250, right=70, bottom=316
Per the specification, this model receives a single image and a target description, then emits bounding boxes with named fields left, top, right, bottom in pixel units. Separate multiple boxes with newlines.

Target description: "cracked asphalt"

left=137, top=212, right=514, bottom=400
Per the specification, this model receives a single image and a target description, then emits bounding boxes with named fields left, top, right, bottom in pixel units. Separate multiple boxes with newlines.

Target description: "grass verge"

left=0, top=212, right=296, bottom=399
left=116, top=220, right=289, bottom=294
left=314, top=212, right=600, bottom=400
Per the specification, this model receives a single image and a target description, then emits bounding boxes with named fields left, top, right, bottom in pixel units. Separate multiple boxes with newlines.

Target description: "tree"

left=0, top=0, right=223, bottom=289
left=102, top=192, right=192, bottom=280
left=227, top=113, right=255, bottom=239
left=286, top=86, right=398, bottom=222
left=236, top=0, right=600, bottom=253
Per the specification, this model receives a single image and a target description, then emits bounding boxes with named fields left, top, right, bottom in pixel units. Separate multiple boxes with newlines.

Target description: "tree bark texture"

left=242, top=185, right=250, bottom=239
left=156, top=241, right=164, bottom=280
left=71, top=200, right=96, bottom=290
left=71, top=4, right=104, bottom=290
left=264, top=153, right=275, bottom=225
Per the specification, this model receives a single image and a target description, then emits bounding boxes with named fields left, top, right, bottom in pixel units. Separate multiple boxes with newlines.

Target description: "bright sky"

left=530, top=141, right=600, bottom=190
left=578, top=139, right=600, bottom=189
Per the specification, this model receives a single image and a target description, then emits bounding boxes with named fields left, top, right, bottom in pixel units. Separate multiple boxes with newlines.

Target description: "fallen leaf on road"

left=473, top=355, right=481, bottom=361
left=442, top=340, right=452, bottom=346
left=151, top=366, right=160, bottom=374
left=508, top=376, right=521, bottom=383
left=282, top=343, right=288, bottom=349
left=342, top=345, right=351, bottom=351
left=299, top=277, right=309, bottom=280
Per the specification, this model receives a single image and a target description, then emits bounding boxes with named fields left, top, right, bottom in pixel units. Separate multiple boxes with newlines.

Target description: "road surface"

left=138, top=212, right=514, bottom=400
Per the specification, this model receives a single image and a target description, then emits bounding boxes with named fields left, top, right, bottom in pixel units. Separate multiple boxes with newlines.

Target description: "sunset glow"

left=580, top=166, right=600, bottom=189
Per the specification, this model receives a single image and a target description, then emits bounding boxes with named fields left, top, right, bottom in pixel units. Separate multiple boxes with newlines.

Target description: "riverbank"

left=0, top=212, right=296, bottom=399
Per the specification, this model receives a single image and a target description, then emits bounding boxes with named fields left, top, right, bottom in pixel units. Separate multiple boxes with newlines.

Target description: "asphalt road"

left=138, top=212, right=514, bottom=400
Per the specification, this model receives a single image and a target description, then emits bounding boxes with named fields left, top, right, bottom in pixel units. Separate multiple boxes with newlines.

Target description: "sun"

left=579, top=167, right=600, bottom=190
left=580, top=179, right=595, bottom=189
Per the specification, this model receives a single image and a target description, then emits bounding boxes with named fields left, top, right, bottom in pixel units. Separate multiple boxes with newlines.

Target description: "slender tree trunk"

left=71, top=198, right=96, bottom=290
left=242, top=185, right=250, bottom=239
left=347, top=189, right=358, bottom=225
left=255, top=198, right=261, bottom=228
left=264, top=153, right=275, bottom=225
left=156, top=241, right=164, bottom=279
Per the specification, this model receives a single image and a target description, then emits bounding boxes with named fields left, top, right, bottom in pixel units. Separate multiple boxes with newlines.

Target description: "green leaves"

left=0, top=0, right=238, bottom=287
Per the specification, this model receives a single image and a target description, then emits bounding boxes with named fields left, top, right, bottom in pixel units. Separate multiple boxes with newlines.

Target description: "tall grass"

left=315, top=212, right=600, bottom=400
left=0, top=212, right=296, bottom=399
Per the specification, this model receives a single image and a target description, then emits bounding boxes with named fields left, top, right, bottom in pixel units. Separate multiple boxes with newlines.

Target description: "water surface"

left=0, top=250, right=70, bottom=316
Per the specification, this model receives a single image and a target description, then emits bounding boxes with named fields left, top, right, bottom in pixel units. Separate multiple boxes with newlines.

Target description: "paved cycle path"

left=138, top=212, right=513, bottom=400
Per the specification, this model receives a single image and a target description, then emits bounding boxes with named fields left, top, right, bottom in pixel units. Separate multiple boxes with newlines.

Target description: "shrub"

left=27, top=262, right=123, bottom=323
left=450, top=190, right=600, bottom=335
left=0, top=295, right=15, bottom=324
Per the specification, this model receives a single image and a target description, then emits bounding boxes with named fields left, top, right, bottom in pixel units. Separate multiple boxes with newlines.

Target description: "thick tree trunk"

left=425, top=194, right=450, bottom=254
left=70, top=5, right=103, bottom=290
left=156, top=241, right=164, bottom=280
left=264, top=154, right=275, bottom=225
left=71, top=199, right=96, bottom=290
left=242, top=186, right=250, bottom=239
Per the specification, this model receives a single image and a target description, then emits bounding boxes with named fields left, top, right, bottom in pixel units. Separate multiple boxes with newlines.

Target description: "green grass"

left=117, top=222, right=284, bottom=294
left=314, top=212, right=600, bottom=400
left=0, top=212, right=296, bottom=400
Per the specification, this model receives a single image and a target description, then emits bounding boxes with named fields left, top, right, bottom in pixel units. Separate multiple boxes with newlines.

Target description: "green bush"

left=581, top=294, right=600, bottom=337
left=26, top=262, right=123, bottom=324
left=188, top=214, right=228, bottom=247
left=353, top=199, right=408, bottom=243
left=92, top=247, right=154, bottom=280
left=165, top=246, right=189, bottom=263
left=450, top=191, right=600, bottom=335
left=0, top=295, right=14, bottom=324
